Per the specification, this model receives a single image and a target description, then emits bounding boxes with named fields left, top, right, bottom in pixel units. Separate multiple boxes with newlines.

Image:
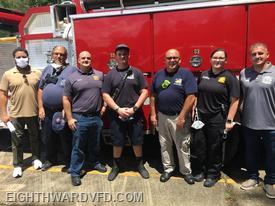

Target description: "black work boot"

left=136, top=157, right=149, bottom=179
left=108, top=158, right=120, bottom=181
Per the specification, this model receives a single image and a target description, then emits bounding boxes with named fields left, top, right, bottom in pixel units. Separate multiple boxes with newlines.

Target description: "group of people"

left=0, top=42, right=274, bottom=199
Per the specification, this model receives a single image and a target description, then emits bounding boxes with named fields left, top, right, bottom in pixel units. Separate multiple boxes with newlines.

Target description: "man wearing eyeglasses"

left=150, top=49, right=197, bottom=183
left=0, top=47, right=42, bottom=178
left=38, top=46, right=77, bottom=172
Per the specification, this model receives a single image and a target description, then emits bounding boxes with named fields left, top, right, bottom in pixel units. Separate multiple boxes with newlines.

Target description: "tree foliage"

left=0, top=0, right=56, bottom=13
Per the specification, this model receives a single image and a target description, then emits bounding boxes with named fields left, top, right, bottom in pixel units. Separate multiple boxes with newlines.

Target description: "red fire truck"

left=18, top=0, right=275, bottom=158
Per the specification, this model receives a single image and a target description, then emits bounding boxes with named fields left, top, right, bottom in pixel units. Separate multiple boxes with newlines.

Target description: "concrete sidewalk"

left=0, top=150, right=274, bottom=206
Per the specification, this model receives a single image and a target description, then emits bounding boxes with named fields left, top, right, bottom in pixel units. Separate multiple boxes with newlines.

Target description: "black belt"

left=76, top=112, right=100, bottom=117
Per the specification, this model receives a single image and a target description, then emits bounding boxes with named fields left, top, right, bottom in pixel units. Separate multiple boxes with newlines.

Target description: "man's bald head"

left=78, top=51, right=92, bottom=71
left=165, top=49, right=181, bottom=73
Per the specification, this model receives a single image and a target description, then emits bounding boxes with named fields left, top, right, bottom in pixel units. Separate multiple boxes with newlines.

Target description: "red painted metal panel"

left=73, top=14, right=153, bottom=128
left=153, top=5, right=247, bottom=72
left=73, top=14, right=153, bottom=74
left=247, top=2, right=275, bottom=66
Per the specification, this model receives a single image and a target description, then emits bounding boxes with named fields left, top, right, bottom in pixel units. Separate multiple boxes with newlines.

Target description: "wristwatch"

left=226, top=119, right=233, bottom=124
left=115, top=106, right=120, bottom=113
left=133, top=106, right=139, bottom=112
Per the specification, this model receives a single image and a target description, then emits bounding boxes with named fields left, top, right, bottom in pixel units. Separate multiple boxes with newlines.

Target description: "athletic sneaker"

left=32, top=159, right=42, bottom=170
left=264, top=184, right=275, bottom=199
left=12, top=167, right=22, bottom=178
left=240, top=179, right=259, bottom=190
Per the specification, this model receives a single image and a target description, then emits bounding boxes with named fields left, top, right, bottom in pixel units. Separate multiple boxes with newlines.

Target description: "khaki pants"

left=158, top=112, right=191, bottom=175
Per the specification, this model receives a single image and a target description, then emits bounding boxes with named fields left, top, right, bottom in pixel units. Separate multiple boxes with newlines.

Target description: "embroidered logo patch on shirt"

left=262, top=76, right=273, bottom=84
left=218, top=76, right=226, bottom=84
left=92, top=75, right=100, bottom=81
left=174, top=78, right=182, bottom=86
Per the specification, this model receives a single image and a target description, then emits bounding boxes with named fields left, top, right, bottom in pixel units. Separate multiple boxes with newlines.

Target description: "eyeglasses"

left=22, top=74, right=29, bottom=85
left=166, top=56, right=180, bottom=60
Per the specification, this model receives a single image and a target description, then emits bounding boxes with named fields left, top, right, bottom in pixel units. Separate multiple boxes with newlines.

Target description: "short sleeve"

left=226, top=72, right=240, bottom=98
left=63, top=79, right=73, bottom=98
left=183, top=71, right=198, bottom=95
left=0, top=72, right=9, bottom=92
left=102, top=71, right=112, bottom=94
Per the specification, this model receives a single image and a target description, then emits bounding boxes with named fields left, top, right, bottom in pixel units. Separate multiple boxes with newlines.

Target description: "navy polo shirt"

left=151, top=67, right=197, bottom=115
left=39, top=64, right=77, bottom=109
left=63, top=68, right=103, bottom=114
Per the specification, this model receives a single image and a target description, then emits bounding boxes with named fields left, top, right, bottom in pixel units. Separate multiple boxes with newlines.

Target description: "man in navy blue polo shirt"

left=63, top=51, right=106, bottom=186
left=38, top=46, right=77, bottom=171
left=150, top=49, right=197, bottom=183
left=102, top=44, right=149, bottom=181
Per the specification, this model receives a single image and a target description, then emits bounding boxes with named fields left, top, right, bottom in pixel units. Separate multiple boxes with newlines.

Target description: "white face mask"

left=51, top=63, right=63, bottom=70
left=15, top=57, right=29, bottom=68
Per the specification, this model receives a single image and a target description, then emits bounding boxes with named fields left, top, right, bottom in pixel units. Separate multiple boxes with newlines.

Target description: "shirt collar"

left=77, top=67, right=94, bottom=75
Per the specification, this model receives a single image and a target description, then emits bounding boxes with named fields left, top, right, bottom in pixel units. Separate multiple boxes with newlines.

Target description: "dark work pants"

left=243, top=126, right=275, bottom=184
left=11, top=116, right=40, bottom=167
left=191, top=114, right=224, bottom=179
left=42, top=107, right=72, bottom=167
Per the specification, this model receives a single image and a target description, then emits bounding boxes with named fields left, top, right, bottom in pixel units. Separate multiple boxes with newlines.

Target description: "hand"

left=1, top=114, right=10, bottom=124
left=68, top=118, right=77, bottom=131
left=117, top=107, right=131, bottom=119
left=150, top=114, right=158, bottom=128
left=225, top=122, right=234, bottom=133
left=176, top=116, right=185, bottom=129
left=39, top=107, right=45, bottom=120
left=100, top=106, right=107, bottom=117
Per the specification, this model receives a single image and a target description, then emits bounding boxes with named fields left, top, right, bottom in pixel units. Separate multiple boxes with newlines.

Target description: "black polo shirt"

left=63, top=68, right=103, bottom=114
left=197, top=69, right=240, bottom=116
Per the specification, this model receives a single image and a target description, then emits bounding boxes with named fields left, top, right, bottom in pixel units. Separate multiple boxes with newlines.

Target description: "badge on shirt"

left=262, top=76, right=273, bottom=84
left=202, top=76, right=210, bottom=80
left=127, top=73, right=134, bottom=79
left=218, top=76, right=226, bottom=84
left=174, top=78, right=182, bottom=86
left=60, top=79, right=66, bottom=87
left=92, top=75, right=100, bottom=81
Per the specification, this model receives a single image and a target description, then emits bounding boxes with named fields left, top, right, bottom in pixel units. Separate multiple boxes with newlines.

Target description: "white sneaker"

left=240, top=179, right=259, bottom=190
left=33, top=159, right=42, bottom=170
left=264, top=184, right=275, bottom=199
left=12, top=167, right=22, bottom=178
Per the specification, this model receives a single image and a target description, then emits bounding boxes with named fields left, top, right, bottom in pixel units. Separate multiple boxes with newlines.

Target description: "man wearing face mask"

left=0, top=47, right=42, bottom=178
left=38, top=46, right=77, bottom=171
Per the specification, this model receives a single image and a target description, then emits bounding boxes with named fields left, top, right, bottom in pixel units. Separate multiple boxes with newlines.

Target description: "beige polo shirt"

left=0, top=67, right=42, bottom=118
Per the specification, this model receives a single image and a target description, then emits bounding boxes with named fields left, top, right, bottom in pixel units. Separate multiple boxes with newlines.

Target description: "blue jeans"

left=243, top=126, right=275, bottom=184
left=70, top=113, right=103, bottom=177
